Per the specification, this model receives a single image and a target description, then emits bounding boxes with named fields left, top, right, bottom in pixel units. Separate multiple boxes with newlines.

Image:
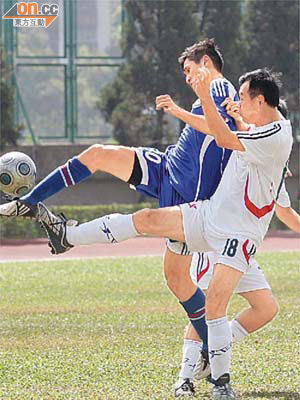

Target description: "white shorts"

left=180, top=201, right=257, bottom=273
left=190, top=252, right=271, bottom=293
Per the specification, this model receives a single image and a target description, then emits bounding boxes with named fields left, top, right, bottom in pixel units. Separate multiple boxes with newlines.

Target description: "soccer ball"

left=0, top=151, right=36, bottom=197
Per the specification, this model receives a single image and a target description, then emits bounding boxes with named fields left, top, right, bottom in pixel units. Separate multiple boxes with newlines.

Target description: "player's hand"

left=191, top=67, right=212, bottom=99
left=221, top=98, right=243, bottom=122
left=156, top=95, right=178, bottom=115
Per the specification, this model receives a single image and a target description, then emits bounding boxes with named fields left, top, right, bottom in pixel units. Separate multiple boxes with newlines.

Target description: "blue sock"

left=180, top=288, right=208, bottom=353
left=21, top=157, right=91, bottom=205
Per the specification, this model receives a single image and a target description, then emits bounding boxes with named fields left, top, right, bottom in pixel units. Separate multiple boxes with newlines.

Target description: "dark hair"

left=278, top=98, right=288, bottom=118
left=178, top=38, right=224, bottom=72
left=238, top=68, right=281, bottom=108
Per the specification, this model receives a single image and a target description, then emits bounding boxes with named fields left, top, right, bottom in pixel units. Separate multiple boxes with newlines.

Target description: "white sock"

left=66, top=214, right=138, bottom=246
left=207, top=316, right=232, bottom=381
left=230, top=319, right=249, bottom=344
left=179, top=339, right=201, bottom=380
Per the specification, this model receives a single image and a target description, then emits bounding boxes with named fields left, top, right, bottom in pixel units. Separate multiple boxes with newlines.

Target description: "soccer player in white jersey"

left=174, top=97, right=299, bottom=397
left=176, top=199, right=300, bottom=397
left=34, top=67, right=293, bottom=399
left=172, top=67, right=293, bottom=399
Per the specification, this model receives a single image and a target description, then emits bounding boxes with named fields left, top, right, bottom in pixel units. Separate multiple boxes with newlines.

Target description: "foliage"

left=97, top=0, right=201, bottom=147
left=97, top=1, right=245, bottom=146
left=199, top=0, right=243, bottom=86
left=243, top=0, right=300, bottom=135
left=98, top=0, right=300, bottom=145
left=0, top=252, right=299, bottom=398
left=0, top=43, right=24, bottom=151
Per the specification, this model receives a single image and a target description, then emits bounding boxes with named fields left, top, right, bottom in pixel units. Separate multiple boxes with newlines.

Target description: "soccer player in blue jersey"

left=0, top=39, right=238, bottom=391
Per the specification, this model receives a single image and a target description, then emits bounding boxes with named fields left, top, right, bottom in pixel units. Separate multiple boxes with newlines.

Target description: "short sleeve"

left=210, top=79, right=238, bottom=127
left=236, top=123, right=281, bottom=165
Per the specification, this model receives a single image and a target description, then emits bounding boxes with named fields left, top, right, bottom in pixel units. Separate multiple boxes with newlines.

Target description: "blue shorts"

left=133, top=147, right=186, bottom=207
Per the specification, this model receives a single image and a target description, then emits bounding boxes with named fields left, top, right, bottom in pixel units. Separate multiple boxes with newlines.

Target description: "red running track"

left=0, top=231, right=299, bottom=262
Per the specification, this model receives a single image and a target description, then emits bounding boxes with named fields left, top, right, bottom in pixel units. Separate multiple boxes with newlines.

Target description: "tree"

left=199, top=0, right=243, bottom=86
left=243, top=0, right=299, bottom=133
left=97, top=0, right=246, bottom=147
left=0, top=43, right=23, bottom=151
left=97, top=0, right=201, bottom=147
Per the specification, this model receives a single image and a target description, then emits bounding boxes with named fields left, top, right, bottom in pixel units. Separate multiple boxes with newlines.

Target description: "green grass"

left=0, top=252, right=299, bottom=399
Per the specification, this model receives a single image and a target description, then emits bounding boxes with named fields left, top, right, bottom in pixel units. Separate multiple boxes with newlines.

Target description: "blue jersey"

left=165, top=78, right=239, bottom=202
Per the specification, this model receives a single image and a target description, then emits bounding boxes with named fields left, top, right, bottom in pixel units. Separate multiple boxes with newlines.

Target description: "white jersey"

left=203, top=119, right=293, bottom=247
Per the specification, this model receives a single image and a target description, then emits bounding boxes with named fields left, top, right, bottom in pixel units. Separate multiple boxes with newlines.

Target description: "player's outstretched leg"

left=37, top=202, right=139, bottom=254
left=0, top=198, right=38, bottom=218
left=38, top=203, right=75, bottom=254
left=39, top=203, right=185, bottom=254
left=0, top=145, right=136, bottom=219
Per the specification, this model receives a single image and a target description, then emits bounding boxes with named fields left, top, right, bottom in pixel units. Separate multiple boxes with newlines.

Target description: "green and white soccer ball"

left=0, top=151, right=36, bottom=197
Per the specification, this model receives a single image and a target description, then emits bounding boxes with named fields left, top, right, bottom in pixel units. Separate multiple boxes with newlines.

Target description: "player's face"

left=183, top=58, right=205, bottom=88
left=239, top=81, right=259, bottom=123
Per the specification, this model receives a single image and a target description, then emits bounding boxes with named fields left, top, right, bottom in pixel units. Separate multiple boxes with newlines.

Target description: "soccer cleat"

left=194, top=349, right=211, bottom=380
left=174, top=378, right=195, bottom=397
left=211, top=374, right=236, bottom=399
left=38, top=202, right=74, bottom=255
left=0, top=198, right=37, bottom=219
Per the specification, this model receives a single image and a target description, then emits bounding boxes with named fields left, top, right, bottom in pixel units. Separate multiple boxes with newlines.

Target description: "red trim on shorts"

left=242, top=239, right=250, bottom=264
left=197, top=258, right=210, bottom=282
left=244, top=176, right=275, bottom=219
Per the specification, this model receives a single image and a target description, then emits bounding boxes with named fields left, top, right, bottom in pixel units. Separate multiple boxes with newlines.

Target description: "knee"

left=164, top=261, right=184, bottom=297
left=263, top=298, right=279, bottom=323
left=87, top=144, right=104, bottom=155
left=84, top=144, right=124, bottom=171
left=206, top=290, right=228, bottom=319
left=165, top=269, right=182, bottom=295
left=79, top=144, right=105, bottom=171
left=164, top=267, right=195, bottom=301
left=133, top=208, right=160, bottom=235
left=87, top=143, right=105, bottom=163
left=249, top=295, right=279, bottom=327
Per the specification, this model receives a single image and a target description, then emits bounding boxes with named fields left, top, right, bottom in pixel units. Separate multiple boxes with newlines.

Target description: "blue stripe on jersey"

left=165, top=78, right=238, bottom=202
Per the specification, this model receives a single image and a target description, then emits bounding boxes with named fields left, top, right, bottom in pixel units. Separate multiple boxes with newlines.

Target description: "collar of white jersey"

left=250, top=119, right=291, bottom=132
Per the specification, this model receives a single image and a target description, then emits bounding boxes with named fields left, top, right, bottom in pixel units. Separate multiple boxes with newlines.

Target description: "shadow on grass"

left=243, top=391, right=300, bottom=399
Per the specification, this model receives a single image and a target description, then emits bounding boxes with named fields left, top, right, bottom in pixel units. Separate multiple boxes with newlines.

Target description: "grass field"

left=0, top=252, right=299, bottom=400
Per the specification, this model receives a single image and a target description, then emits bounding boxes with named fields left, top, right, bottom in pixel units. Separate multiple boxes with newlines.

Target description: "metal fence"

left=1, top=0, right=124, bottom=144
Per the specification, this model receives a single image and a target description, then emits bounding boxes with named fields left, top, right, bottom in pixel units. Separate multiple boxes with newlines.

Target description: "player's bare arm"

left=155, top=94, right=210, bottom=134
left=275, top=204, right=300, bottom=233
left=195, top=67, right=245, bottom=151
